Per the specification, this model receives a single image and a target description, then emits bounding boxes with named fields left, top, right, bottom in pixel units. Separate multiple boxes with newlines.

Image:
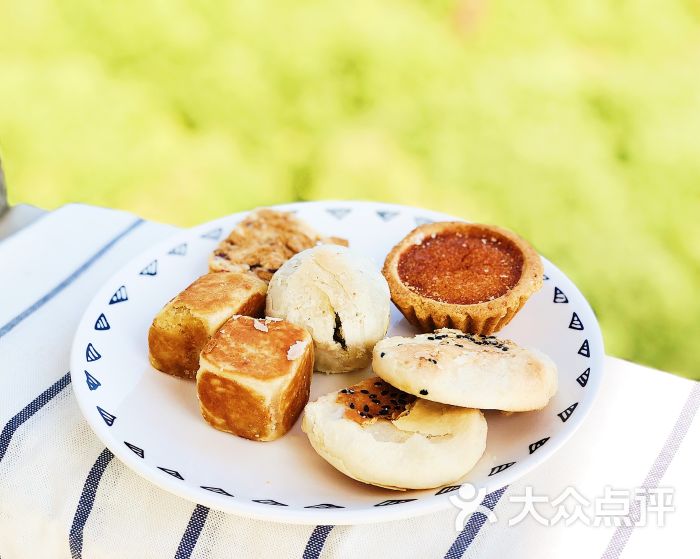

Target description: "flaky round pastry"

left=266, top=245, right=390, bottom=373
left=302, top=377, right=487, bottom=490
left=373, top=328, right=558, bottom=412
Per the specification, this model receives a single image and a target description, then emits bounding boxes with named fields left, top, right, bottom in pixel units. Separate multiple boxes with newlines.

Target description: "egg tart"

left=382, top=222, right=543, bottom=335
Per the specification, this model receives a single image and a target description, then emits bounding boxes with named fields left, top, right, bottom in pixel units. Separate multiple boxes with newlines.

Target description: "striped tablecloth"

left=1, top=204, right=697, bottom=559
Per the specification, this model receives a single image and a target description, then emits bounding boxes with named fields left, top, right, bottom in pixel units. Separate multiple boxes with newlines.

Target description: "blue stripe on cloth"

left=174, top=505, right=210, bottom=559
left=0, top=218, right=144, bottom=339
left=69, top=448, right=115, bottom=559
left=302, top=525, right=334, bottom=559
left=444, top=486, right=508, bottom=559
left=601, top=382, right=700, bottom=559
left=0, top=372, right=71, bottom=463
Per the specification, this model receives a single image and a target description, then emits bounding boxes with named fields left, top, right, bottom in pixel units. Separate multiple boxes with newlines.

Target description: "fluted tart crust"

left=382, top=222, right=543, bottom=335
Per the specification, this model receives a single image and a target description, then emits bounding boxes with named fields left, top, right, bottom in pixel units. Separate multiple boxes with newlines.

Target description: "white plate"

left=70, top=201, right=604, bottom=525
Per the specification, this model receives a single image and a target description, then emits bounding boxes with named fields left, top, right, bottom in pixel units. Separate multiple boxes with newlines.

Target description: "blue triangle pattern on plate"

left=304, top=503, right=345, bottom=509
left=109, top=285, right=128, bottom=305
left=435, top=485, right=461, bottom=495
left=489, top=462, right=516, bottom=476
left=253, top=499, right=288, bottom=506
left=94, top=313, right=110, bottom=330
left=374, top=499, right=417, bottom=507
left=97, top=406, right=116, bottom=426
left=528, top=437, right=550, bottom=454
left=168, top=242, right=187, bottom=256
left=577, top=367, right=590, bottom=387
left=200, top=227, right=222, bottom=240
left=201, top=486, right=233, bottom=496
left=553, top=286, right=568, bottom=303
left=86, top=343, right=101, bottom=362
left=578, top=339, right=590, bottom=357
left=326, top=208, right=351, bottom=220
left=569, top=312, right=584, bottom=330
left=158, top=467, right=184, bottom=480
left=84, top=370, right=101, bottom=391
left=139, top=260, right=158, bottom=276
left=124, top=441, right=144, bottom=458
left=376, top=210, right=399, bottom=222
left=557, top=402, right=578, bottom=422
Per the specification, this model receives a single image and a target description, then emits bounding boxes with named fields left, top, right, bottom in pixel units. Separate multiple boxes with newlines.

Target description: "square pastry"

left=148, top=272, right=267, bottom=379
left=196, top=316, right=313, bottom=441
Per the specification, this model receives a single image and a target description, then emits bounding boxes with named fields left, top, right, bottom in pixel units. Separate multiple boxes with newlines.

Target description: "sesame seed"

left=349, top=402, right=355, bottom=409
left=420, top=389, right=429, bottom=395
left=379, top=409, right=388, bottom=415
left=361, top=389, right=369, bottom=394
left=380, top=352, right=385, bottom=358
left=363, top=405, right=369, bottom=412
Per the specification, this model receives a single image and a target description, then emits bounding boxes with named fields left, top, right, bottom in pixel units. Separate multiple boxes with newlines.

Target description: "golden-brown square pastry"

left=148, top=272, right=267, bottom=379
left=196, top=316, right=314, bottom=441
left=209, top=208, right=348, bottom=281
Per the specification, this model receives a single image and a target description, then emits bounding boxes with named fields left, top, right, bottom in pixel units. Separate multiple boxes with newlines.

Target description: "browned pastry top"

left=396, top=226, right=524, bottom=305
left=174, top=271, right=267, bottom=313
left=336, top=377, right=417, bottom=425
left=201, top=316, right=311, bottom=380
left=210, top=209, right=348, bottom=281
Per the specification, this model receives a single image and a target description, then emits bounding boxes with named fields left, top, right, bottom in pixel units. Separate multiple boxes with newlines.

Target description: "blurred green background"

left=1, top=0, right=699, bottom=379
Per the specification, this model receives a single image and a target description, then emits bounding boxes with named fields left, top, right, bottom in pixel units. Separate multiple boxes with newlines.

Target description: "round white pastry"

left=302, top=382, right=487, bottom=490
left=266, top=244, right=390, bottom=373
left=372, top=328, right=558, bottom=412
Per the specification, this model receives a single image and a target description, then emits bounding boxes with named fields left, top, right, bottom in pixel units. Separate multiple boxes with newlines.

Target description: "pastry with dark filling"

left=302, top=377, right=487, bottom=489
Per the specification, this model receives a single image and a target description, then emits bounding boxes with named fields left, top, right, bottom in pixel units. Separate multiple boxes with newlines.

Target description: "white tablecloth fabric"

left=0, top=204, right=697, bottom=559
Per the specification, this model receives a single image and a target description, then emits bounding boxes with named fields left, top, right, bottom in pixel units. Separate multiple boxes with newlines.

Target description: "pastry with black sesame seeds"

left=372, top=328, right=558, bottom=412
left=301, top=377, right=487, bottom=490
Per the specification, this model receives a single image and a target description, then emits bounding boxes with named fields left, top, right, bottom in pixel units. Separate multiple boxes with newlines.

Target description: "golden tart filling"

left=396, top=229, right=524, bottom=305
left=383, top=222, right=543, bottom=335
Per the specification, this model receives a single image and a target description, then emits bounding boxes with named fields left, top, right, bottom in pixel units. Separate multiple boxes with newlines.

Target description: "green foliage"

left=1, top=0, right=699, bottom=378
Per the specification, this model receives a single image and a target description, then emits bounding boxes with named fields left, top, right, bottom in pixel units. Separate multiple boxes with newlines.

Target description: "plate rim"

left=70, top=200, right=605, bottom=525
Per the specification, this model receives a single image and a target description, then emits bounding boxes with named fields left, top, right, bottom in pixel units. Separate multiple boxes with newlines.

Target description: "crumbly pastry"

left=266, top=244, right=390, bottom=373
left=209, top=208, right=348, bottom=281
left=196, top=315, right=314, bottom=441
left=148, top=272, right=267, bottom=379
left=372, top=328, right=558, bottom=412
left=302, top=377, right=487, bottom=490
left=382, top=221, right=543, bottom=335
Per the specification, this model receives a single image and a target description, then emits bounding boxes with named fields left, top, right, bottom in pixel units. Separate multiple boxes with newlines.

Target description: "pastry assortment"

left=147, top=208, right=558, bottom=490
